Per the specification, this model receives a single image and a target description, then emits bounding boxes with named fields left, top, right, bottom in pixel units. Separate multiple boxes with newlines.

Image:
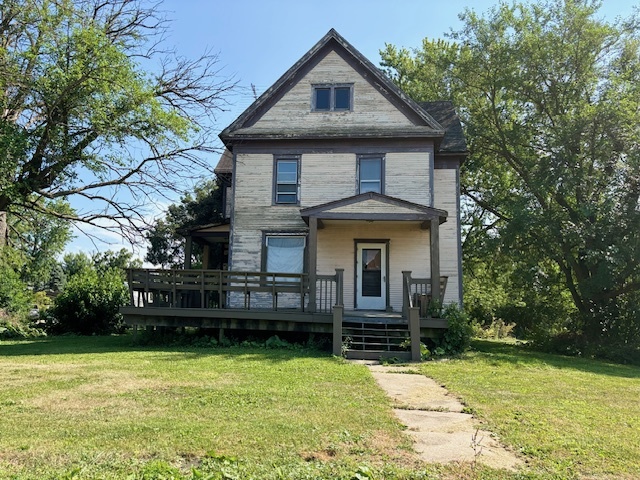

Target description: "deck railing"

left=401, top=271, right=448, bottom=318
left=127, top=268, right=343, bottom=313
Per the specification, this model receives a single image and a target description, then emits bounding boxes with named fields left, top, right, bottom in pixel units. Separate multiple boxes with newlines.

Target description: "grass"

left=0, top=335, right=425, bottom=479
left=418, top=340, right=640, bottom=479
left=1, top=336, right=639, bottom=479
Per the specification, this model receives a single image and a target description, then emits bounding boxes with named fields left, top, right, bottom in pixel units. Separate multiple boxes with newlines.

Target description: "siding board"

left=238, top=51, right=417, bottom=135
left=433, top=169, right=460, bottom=305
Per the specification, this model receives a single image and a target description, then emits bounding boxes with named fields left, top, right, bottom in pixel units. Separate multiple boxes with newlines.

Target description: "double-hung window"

left=312, top=84, right=352, bottom=111
left=358, top=156, right=384, bottom=194
left=274, top=156, right=299, bottom=204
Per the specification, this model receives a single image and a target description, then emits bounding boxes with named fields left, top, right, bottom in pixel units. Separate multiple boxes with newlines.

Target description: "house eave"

left=221, top=130, right=446, bottom=146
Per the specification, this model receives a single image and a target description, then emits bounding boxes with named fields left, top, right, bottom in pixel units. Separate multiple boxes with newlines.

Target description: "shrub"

left=0, top=310, right=46, bottom=339
left=48, top=267, right=128, bottom=335
left=436, top=303, right=473, bottom=355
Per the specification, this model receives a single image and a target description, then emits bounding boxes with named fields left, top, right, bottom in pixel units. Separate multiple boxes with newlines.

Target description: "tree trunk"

left=0, top=211, right=6, bottom=247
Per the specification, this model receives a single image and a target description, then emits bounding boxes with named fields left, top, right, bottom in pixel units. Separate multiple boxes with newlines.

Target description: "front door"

left=356, top=242, right=387, bottom=310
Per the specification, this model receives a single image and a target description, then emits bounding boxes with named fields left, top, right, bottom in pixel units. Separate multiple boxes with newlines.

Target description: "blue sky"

left=67, top=0, right=638, bottom=258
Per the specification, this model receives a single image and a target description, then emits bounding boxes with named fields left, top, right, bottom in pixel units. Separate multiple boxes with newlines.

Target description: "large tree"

left=381, top=0, right=640, bottom=345
left=0, top=0, right=234, bottom=244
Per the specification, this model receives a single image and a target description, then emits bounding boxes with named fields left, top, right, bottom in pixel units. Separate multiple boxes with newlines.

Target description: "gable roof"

left=300, top=192, right=448, bottom=224
left=219, top=29, right=445, bottom=146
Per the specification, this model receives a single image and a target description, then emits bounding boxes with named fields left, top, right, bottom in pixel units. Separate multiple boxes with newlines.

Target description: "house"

left=122, top=29, right=467, bottom=360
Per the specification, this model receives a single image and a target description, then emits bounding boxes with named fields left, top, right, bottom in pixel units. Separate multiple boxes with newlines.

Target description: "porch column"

left=184, top=236, right=193, bottom=269
left=430, top=219, right=441, bottom=303
left=308, top=216, right=318, bottom=313
left=202, top=244, right=210, bottom=269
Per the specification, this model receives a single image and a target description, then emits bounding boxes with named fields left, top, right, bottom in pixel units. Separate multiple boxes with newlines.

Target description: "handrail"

left=126, top=268, right=328, bottom=312
left=402, top=271, right=448, bottom=318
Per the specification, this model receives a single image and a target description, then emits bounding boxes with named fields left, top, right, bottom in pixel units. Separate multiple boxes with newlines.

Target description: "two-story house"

left=122, top=29, right=466, bottom=360
left=218, top=29, right=466, bottom=313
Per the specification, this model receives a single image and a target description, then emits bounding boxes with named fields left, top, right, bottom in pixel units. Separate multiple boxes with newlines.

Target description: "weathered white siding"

left=385, top=152, right=431, bottom=205
left=433, top=169, right=460, bottom=305
left=231, top=153, right=306, bottom=272
left=300, top=153, right=356, bottom=207
left=237, top=51, right=419, bottom=135
left=317, top=221, right=430, bottom=311
left=328, top=199, right=421, bottom=214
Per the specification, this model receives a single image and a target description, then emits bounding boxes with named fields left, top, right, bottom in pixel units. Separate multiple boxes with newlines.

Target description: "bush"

left=48, top=267, right=128, bottom=335
left=436, top=303, right=473, bottom=355
left=0, top=310, right=46, bottom=339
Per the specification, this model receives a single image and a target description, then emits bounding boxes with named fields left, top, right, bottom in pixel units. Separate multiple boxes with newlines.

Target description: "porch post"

left=332, top=304, right=343, bottom=356
left=184, top=236, right=193, bottom=269
left=402, top=270, right=412, bottom=318
left=409, top=306, right=421, bottom=362
left=202, top=244, right=210, bottom=269
left=430, top=219, right=441, bottom=305
left=308, top=216, right=318, bottom=313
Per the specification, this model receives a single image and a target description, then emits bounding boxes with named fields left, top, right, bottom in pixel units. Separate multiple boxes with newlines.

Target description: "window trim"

left=273, top=155, right=301, bottom=205
left=356, top=155, right=385, bottom=194
left=311, top=83, right=354, bottom=112
left=261, top=231, right=308, bottom=273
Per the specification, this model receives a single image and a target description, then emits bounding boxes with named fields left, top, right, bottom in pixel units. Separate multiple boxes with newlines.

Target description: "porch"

left=121, top=268, right=448, bottom=361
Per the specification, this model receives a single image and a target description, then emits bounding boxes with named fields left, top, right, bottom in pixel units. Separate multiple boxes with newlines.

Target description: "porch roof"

left=178, top=222, right=230, bottom=246
left=300, top=192, right=448, bottom=225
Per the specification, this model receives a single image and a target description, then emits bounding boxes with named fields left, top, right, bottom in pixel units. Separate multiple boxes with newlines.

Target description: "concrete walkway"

left=367, top=364, right=522, bottom=470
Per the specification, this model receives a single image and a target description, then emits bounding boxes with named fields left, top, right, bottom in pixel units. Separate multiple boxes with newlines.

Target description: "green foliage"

left=61, top=252, right=94, bottom=278
left=382, top=0, right=640, bottom=348
left=49, top=265, right=128, bottom=335
left=7, top=199, right=74, bottom=290
left=0, top=0, right=233, bottom=243
left=436, top=303, right=473, bottom=355
left=0, top=248, right=31, bottom=314
left=145, top=179, right=225, bottom=268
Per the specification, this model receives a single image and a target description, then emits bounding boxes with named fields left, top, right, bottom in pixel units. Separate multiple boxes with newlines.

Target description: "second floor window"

left=275, top=157, right=299, bottom=204
left=358, top=156, right=384, bottom=194
left=312, top=84, right=352, bottom=111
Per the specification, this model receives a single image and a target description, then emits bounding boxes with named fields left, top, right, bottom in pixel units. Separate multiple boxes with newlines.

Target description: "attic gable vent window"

left=312, top=84, right=352, bottom=111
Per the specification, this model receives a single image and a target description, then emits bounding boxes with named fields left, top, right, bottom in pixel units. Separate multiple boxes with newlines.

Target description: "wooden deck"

left=121, top=268, right=448, bottom=360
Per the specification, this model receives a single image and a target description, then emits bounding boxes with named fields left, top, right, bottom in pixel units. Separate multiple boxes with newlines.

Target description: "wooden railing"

left=127, top=268, right=343, bottom=313
left=401, top=271, right=448, bottom=318
left=315, top=268, right=344, bottom=313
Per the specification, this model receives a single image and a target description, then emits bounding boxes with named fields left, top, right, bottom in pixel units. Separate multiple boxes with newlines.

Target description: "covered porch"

left=301, top=192, right=449, bottom=313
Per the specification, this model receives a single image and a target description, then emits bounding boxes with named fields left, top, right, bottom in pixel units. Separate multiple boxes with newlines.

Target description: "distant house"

left=122, top=29, right=468, bottom=360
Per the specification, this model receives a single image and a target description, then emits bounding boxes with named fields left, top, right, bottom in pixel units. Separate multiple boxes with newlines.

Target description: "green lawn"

left=419, top=340, right=640, bottom=479
left=0, top=336, right=420, bottom=479
left=1, top=336, right=639, bottom=479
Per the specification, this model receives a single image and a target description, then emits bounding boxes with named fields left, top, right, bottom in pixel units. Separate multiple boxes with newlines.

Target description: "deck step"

left=342, top=319, right=410, bottom=355
left=344, top=350, right=412, bottom=361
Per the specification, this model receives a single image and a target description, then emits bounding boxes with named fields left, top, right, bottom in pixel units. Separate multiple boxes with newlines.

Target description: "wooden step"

left=344, top=350, right=412, bottom=361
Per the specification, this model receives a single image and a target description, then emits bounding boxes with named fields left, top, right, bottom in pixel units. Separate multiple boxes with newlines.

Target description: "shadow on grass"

left=0, top=335, right=334, bottom=364
left=470, top=339, right=640, bottom=379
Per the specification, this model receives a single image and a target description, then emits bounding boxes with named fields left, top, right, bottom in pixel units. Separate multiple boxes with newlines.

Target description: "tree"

left=0, top=0, right=235, bottom=245
left=145, top=178, right=224, bottom=268
left=381, top=0, right=640, bottom=346
left=7, top=199, right=73, bottom=289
